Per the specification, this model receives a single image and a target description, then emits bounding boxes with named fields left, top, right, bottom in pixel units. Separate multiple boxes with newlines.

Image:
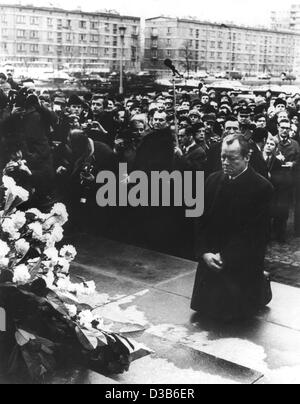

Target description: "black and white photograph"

left=0, top=0, right=300, bottom=387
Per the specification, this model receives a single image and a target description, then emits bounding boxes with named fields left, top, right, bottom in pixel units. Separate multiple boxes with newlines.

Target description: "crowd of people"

left=0, top=69, right=299, bottom=258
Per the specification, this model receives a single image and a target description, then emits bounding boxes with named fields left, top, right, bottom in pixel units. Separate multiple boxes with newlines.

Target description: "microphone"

left=164, top=59, right=181, bottom=77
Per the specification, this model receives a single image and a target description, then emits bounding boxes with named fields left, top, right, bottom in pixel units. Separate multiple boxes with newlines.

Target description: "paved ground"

left=54, top=233, right=300, bottom=385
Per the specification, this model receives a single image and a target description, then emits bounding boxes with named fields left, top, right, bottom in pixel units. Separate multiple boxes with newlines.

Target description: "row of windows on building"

left=1, top=29, right=124, bottom=45
left=150, top=49, right=293, bottom=63
left=151, top=38, right=294, bottom=53
left=0, top=14, right=139, bottom=34
left=1, top=42, right=137, bottom=57
left=150, top=26, right=295, bottom=45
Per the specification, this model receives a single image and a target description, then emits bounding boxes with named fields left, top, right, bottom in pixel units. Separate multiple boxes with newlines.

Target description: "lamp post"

left=119, top=26, right=127, bottom=95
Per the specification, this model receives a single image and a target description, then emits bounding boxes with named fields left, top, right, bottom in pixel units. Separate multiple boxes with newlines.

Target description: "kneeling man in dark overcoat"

left=191, top=134, right=274, bottom=321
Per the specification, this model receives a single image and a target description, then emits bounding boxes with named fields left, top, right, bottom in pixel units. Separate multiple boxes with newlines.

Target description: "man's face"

left=287, top=98, right=296, bottom=109
left=201, top=96, right=209, bottom=105
left=221, top=140, right=249, bottom=177
left=264, top=138, right=277, bottom=155
left=224, top=121, right=239, bottom=136
left=275, top=104, right=286, bottom=114
left=153, top=112, right=168, bottom=131
left=238, top=113, right=251, bottom=125
left=91, top=99, right=103, bottom=113
left=118, top=110, right=126, bottom=123
left=189, top=114, right=200, bottom=125
left=132, top=122, right=145, bottom=138
left=6, top=67, right=14, bottom=78
left=157, top=101, right=166, bottom=113
left=179, top=119, right=189, bottom=129
left=131, top=107, right=142, bottom=117
left=292, top=116, right=299, bottom=126
left=277, top=111, right=289, bottom=123
left=204, top=120, right=214, bottom=134
left=278, top=122, right=291, bottom=142
left=256, top=117, right=267, bottom=128
left=107, top=100, right=115, bottom=111
left=69, top=105, right=83, bottom=116
left=194, top=127, right=206, bottom=144
left=0, top=77, right=6, bottom=85
left=181, top=101, right=190, bottom=109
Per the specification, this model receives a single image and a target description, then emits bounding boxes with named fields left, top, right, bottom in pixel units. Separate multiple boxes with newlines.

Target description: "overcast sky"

left=3, top=0, right=299, bottom=26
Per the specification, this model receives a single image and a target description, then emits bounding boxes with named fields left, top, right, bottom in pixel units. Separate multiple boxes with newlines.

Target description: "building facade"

left=144, top=17, right=300, bottom=76
left=0, top=4, right=141, bottom=72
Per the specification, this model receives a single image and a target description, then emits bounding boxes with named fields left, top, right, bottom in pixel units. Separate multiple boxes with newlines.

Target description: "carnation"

left=28, top=222, right=44, bottom=241
left=83, top=281, right=96, bottom=296
left=51, top=225, right=64, bottom=243
left=65, top=304, right=77, bottom=318
left=0, top=258, right=9, bottom=269
left=78, top=310, right=95, bottom=329
left=60, top=245, right=77, bottom=262
left=13, top=264, right=31, bottom=284
left=15, top=239, right=30, bottom=256
left=50, top=203, right=68, bottom=225
left=2, top=219, right=20, bottom=240
left=14, top=186, right=29, bottom=203
left=11, top=211, right=26, bottom=230
left=2, top=175, right=16, bottom=195
left=26, top=208, right=45, bottom=221
left=44, top=247, right=59, bottom=264
left=0, top=240, right=10, bottom=259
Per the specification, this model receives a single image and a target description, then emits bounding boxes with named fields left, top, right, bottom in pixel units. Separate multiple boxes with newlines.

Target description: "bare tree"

left=180, top=41, right=193, bottom=77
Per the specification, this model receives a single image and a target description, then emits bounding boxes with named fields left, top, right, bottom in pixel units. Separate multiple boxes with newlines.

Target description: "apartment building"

left=144, top=17, right=300, bottom=76
left=0, top=4, right=141, bottom=72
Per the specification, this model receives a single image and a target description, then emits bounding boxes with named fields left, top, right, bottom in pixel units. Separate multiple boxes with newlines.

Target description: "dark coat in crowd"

left=130, top=128, right=193, bottom=257
left=191, top=167, right=274, bottom=321
left=184, top=144, right=207, bottom=172
left=20, top=107, right=54, bottom=187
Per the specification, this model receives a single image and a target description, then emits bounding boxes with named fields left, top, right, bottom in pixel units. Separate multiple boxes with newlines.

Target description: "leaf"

left=29, top=258, right=43, bottom=279
left=15, top=329, right=36, bottom=347
left=75, top=326, right=97, bottom=351
left=46, top=290, right=71, bottom=318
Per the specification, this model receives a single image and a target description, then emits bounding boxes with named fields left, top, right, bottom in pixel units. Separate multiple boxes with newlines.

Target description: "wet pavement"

left=55, top=232, right=300, bottom=384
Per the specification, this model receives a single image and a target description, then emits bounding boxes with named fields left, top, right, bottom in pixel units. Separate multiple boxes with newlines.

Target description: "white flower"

left=78, top=310, right=94, bottom=329
left=42, top=216, right=57, bottom=231
left=13, top=264, right=30, bottom=284
left=44, top=247, right=59, bottom=264
left=2, top=175, right=16, bottom=194
left=26, top=208, right=45, bottom=220
left=28, top=223, right=43, bottom=241
left=56, top=276, right=72, bottom=291
left=11, top=211, right=26, bottom=230
left=50, top=203, right=68, bottom=225
left=57, top=258, right=70, bottom=274
left=0, top=258, right=9, bottom=269
left=2, top=219, right=20, bottom=240
left=60, top=245, right=77, bottom=262
left=83, top=281, right=96, bottom=296
left=14, top=186, right=29, bottom=203
left=15, top=239, right=30, bottom=256
left=0, top=240, right=10, bottom=259
left=65, top=304, right=77, bottom=318
left=51, top=225, right=64, bottom=243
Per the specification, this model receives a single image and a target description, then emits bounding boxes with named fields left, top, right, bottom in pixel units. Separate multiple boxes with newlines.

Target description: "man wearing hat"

left=189, top=109, right=202, bottom=128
